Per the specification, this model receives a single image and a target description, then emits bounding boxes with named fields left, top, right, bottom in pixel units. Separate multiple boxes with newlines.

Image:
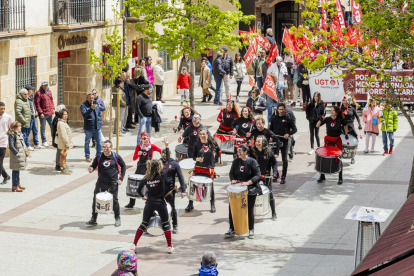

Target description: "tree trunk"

left=189, top=17, right=195, bottom=109
left=108, top=97, right=113, bottom=141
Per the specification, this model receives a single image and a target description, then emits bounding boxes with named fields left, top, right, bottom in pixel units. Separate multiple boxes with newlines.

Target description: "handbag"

left=372, top=117, right=378, bottom=126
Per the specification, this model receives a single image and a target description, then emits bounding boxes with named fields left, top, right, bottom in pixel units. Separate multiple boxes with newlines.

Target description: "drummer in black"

left=178, top=113, right=208, bottom=158
left=316, top=106, right=349, bottom=185
left=249, top=116, right=280, bottom=162
left=216, top=100, right=240, bottom=134
left=252, top=135, right=278, bottom=220
left=173, top=106, right=195, bottom=144
left=341, top=95, right=362, bottom=164
left=226, top=144, right=261, bottom=239
left=161, top=146, right=186, bottom=234
left=269, top=103, right=297, bottom=185
left=132, top=139, right=175, bottom=254
left=231, top=106, right=255, bottom=138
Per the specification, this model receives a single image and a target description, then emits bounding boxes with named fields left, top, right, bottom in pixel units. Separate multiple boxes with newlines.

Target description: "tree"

left=89, top=1, right=133, bottom=153
left=289, top=0, right=414, bottom=195
left=124, top=0, right=254, bottom=108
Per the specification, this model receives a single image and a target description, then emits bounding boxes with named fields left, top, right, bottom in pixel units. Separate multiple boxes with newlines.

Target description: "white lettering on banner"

left=336, top=0, right=346, bottom=28
left=352, top=0, right=362, bottom=24
left=309, top=69, right=345, bottom=102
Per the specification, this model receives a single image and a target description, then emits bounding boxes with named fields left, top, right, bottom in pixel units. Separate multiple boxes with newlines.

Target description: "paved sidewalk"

left=0, top=76, right=412, bottom=276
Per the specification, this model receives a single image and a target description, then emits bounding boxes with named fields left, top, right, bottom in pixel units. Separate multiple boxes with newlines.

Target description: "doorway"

left=274, top=1, right=299, bottom=52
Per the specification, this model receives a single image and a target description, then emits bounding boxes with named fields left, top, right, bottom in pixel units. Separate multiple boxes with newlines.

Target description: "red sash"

left=324, top=136, right=342, bottom=150
left=194, top=166, right=216, bottom=179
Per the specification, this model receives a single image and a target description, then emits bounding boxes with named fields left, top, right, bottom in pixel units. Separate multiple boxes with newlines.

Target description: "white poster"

left=309, top=69, right=345, bottom=102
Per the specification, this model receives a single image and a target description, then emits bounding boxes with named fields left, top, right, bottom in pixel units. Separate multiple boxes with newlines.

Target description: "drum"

left=175, top=144, right=188, bottom=162
left=340, top=134, right=358, bottom=159
left=95, top=192, right=113, bottom=214
left=269, top=141, right=283, bottom=149
left=146, top=203, right=173, bottom=236
left=179, top=158, right=196, bottom=186
left=187, top=176, right=213, bottom=202
left=126, top=174, right=147, bottom=198
left=254, top=184, right=270, bottom=216
left=234, top=137, right=249, bottom=152
left=315, top=147, right=342, bottom=174
left=227, top=184, right=249, bottom=235
left=213, top=134, right=235, bottom=154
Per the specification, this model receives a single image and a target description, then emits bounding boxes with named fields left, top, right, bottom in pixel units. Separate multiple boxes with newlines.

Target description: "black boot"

left=1, top=175, right=10, bottom=184
left=210, top=201, right=216, bottom=213
left=125, top=198, right=135, bottom=208
left=338, top=171, right=343, bottom=185
left=55, top=165, right=61, bottom=171
left=185, top=200, right=194, bottom=212
left=317, top=173, right=326, bottom=183
left=207, top=94, right=213, bottom=101
left=201, top=95, right=207, bottom=102
left=86, top=216, right=97, bottom=226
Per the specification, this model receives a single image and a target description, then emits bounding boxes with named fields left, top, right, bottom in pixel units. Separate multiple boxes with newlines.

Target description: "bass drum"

left=315, top=147, right=342, bottom=174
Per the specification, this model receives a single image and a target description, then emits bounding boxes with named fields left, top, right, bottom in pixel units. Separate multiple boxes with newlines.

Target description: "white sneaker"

left=363, top=148, right=369, bottom=153
left=236, top=96, right=240, bottom=102
left=28, top=146, right=34, bottom=151
left=371, top=148, right=376, bottom=152
left=42, top=142, right=49, bottom=147
left=34, top=145, right=45, bottom=149
left=167, top=246, right=175, bottom=254
left=308, top=149, right=315, bottom=155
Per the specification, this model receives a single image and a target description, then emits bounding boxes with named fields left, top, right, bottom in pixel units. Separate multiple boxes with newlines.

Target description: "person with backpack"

left=86, top=140, right=127, bottom=227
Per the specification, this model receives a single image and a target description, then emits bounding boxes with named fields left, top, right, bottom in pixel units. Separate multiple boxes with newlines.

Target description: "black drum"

left=127, top=174, right=147, bottom=198
left=175, top=144, right=188, bottom=162
left=315, top=147, right=342, bottom=174
left=270, top=141, right=283, bottom=149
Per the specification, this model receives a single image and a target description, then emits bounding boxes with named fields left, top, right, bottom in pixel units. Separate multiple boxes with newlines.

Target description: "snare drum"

left=146, top=203, right=172, bottom=236
left=234, top=137, right=248, bottom=152
left=127, top=174, right=147, bottom=198
left=179, top=158, right=196, bottom=186
left=227, top=184, right=249, bottom=235
left=213, top=134, right=235, bottom=154
left=270, top=141, right=283, bottom=149
left=187, top=176, right=213, bottom=202
left=340, top=134, right=358, bottom=159
left=175, top=144, right=188, bottom=162
left=95, top=192, right=113, bottom=214
left=315, top=147, right=342, bottom=174
left=254, top=184, right=270, bottom=216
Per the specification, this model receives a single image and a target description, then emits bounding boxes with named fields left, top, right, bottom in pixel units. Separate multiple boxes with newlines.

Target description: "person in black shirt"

left=226, top=144, right=261, bottom=239
left=252, top=136, right=278, bottom=220
left=316, top=106, right=349, bottom=185
left=249, top=116, right=279, bottom=150
left=161, top=145, right=186, bottom=234
left=132, top=139, right=175, bottom=254
left=246, top=87, right=266, bottom=115
left=173, top=107, right=195, bottom=144
left=178, top=113, right=208, bottom=158
left=187, top=128, right=222, bottom=213
left=269, top=103, right=297, bottom=184
left=231, top=106, right=255, bottom=138
left=136, top=85, right=153, bottom=145
left=216, top=100, right=240, bottom=134
left=341, top=96, right=362, bottom=164
left=86, top=140, right=127, bottom=227
left=306, top=92, right=325, bottom=155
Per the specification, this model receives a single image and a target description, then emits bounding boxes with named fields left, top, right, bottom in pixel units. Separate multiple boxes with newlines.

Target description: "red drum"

left=234, top=137, right=248, bottom=152
left=213, top=134, right=235, bottom=154
left=315, top=147, right=342, bottom=174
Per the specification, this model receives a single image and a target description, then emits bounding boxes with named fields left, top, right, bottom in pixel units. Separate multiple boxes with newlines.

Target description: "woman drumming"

left=131, top=139, right=175, bottom=254
left=341, top=95, right=362, bottom=164
left=316, top=106, right=348, bottom=185
left=252, top=136, right=278, bottom=221
left=216, top=100, right=240, bottom=135
left=125, top=132, right=162, bottom=209
left=185, top=128, right=221, bottom=213
left=226, top=144, right=261, bottom=239
left=173, top=106, right=195, bottom=145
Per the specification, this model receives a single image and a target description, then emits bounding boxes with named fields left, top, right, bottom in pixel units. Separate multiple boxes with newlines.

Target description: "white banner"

left=309, top=69, right=345, bottom=102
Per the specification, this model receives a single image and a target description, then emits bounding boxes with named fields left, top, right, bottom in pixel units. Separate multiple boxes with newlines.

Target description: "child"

left=177, top=67, right=191, bottom=106
left=7, top=121, right=27, bottom=192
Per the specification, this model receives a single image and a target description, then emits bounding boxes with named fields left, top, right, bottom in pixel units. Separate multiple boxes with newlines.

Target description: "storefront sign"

left=58, top=35, right=88, bottom=50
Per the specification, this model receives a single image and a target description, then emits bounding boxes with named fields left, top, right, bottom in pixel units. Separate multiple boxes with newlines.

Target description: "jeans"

left=209, top=84, right=216, bottom=93
left=214, top=75, right=223, bottom=104
left=12, top=170, right=19, bottom=187
left=266, top=102, right=278, bottom=123
left=84, top=129, right=102, bottom=158
left=256, top=76, right=263, bottom=91
left=29, top=118, right=39, bottom=146
left=137, top=116, right=152, bottom=144
left=21, top=126, right=31, bottom=148
left=382, top=131, right=395, bottom=151
left=0, top=148, right=8, bottom=178
left=39, top=115, right=53, bottom=143
left=309, top=122, right=320, bottom=149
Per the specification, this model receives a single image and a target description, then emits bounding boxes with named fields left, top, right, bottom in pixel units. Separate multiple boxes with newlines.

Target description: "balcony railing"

left=53, top=0, right=105, bottom=26
left=0, top=0, right=25, bottom=33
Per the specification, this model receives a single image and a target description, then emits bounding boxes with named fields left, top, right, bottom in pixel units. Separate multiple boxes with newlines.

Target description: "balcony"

left=0, top=0, right=26, bottom=39
left=53, top=0, right=106, bottom=32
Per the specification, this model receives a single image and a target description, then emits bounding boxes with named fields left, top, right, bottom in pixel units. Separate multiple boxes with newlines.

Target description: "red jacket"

left=34, top=87, right=55, bottom=116
left=133, top=144, right=162, bottom=161
left=177, top=73, right=191, bottom=89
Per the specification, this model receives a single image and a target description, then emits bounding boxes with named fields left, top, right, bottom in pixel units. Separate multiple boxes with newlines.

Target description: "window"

left=53, top=0, right=105, bottom=26
left=102, top=45, right=111, bottom=89
left=159, top=37, right=172, bottom=72
left=15, top=57, right=36, bottom=94
left=0, top=0, right=25, bottom=33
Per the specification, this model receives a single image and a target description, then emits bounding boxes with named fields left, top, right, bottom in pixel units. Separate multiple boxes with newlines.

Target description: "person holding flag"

left=251, top=50, right=266, bottom=91
left=266, top=56, right=288, bottom=121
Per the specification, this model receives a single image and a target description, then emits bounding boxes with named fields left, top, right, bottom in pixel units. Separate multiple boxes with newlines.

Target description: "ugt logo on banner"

left=262, top=74, right=278, bottom=101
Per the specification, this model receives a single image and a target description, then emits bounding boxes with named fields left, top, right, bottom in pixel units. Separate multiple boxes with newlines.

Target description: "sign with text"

left=309, top=69, right=345, bottom=102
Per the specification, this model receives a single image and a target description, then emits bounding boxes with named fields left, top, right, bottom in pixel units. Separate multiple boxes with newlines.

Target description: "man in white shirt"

left=265, top=56, right=288, bottom=121
left=0, top=102, right=13, bottom=184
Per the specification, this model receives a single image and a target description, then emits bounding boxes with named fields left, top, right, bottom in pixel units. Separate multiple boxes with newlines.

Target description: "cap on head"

left=41, top=80, right=48, bottom=86
left=24, top=84, right=35, bottom=91
left=222, top=48, right=228, bottom=52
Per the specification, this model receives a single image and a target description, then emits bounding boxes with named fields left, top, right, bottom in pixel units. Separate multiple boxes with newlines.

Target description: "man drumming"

left=178, top=113, right=207, bottom=158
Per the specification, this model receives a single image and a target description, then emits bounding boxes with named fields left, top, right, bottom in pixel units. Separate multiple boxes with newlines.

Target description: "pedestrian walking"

left=81, top=91, right=102, bottom=162
left=306, top=92, right=325, bottom=155
left=233, top=53, right=247, bottom=102
left=14, top=88, right=32, bottom=150
left=52, top=105, right=67, bottom=171
left=112, top=78, right=127, bottom=135
left=0, top=102, right=12, bottom=185
left=363, top=99, right=381, bottom=153
left=90, top=89, right=106, bottom=147
left=212, top=52, right=226, bottom=105
left=8, top=121, right=27, bottom=192
left=153, top=57, right=165, bottom=103
left=136, top=85, right=153, bottom=145
left=199, top=60, right=212, bottom=102
left=380, top=102, right=398, bottom=155
left=246, top=87, right=266, bottom=115
left=202, top=57, right=216, bottom=94
left=25, top=85, right=43, bottom=150
left=34, top=80, right=55, bottom=147
left=221, top=48, right=233, bottom=101
left=178, top=52, right=191, bottom=77
left=177, top=67, right=191, bottom=106
left=122, top=72, right=138, bottom=130
left=56, top=108, right=73, bottom=175
left=297, top=63, right=311, bottom=108
left=252, top=50, right=266, bottom=90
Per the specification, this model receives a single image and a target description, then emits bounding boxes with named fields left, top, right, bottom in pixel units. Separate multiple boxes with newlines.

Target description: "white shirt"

left=267, top=62, right=288, bottom=85
left=0, top=112, right=13, bottom=148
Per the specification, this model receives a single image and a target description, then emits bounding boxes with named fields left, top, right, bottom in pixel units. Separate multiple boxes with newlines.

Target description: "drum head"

left=227, top=184, right=247, bottom=193
left=179, top=158, right=196, bottom=169
left=175, top=144, right=188, bottom=153
left=96, top=192, right=113, bottom=201
left=190, top=175, right=213, bottom=184
left=341, top=134, right=358, bottom=146
left=128, top=174, right=145, bottom=180
left=316, top=147, right=342, bottom=157
left=259, top=184, right=269, bottom=194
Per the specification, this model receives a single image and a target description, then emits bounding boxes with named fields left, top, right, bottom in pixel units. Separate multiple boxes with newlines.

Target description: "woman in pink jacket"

left=144, top=56, right=154, bottom=89
left=362, top=99, right=381, bottom=153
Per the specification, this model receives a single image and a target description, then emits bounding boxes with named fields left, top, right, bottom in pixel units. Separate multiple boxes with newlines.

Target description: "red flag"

left=262, top=74, right=277, bottom=102
left=305, top=49, right=319, bottom=61
left=335, top=0, right=346, bottom=29
left=321, top=0, right=327, bottom=29
left=347, top=26, right=360, bottom=46
left=256, top=35, right=271, bottom=51
left=244, top=44, right=257, bottom=68
left=248, top=75, right=256, bottom=87
left=266, top=42, right=279, bottom=66
left=351, top=0, right=363, bottom=24
left=282, top=28, right=296, bottom=56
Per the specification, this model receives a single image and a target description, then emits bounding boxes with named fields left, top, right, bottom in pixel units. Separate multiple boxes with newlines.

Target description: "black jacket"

left=297, top=64, right=309, bottom=89
left=306, top=101, right=325, bottom=123
left=138, top=173, right=165, bottom=200
left=192, top=141, right=220, bottom=168
left=269, top=114, right=297, bottom=140
left=136, top=93, right=153, bottom=117
left=212, top=57, right=226, bottom=78
left=246, top=96, right=266, bottom=114
left=265, top=34, right=276, bottom=52
left=182, top=124, right=208, bottom=157
left=229, top=157, right=261, bottom=194
left=231, top=117, right=254, bottom=137
left=222, top=55, right=234, bottom=75
left=253, top=148, right=278, bottom=177
left=151, top=105, right=162, bottom=132
left=161, top=156, right=186, bottom=193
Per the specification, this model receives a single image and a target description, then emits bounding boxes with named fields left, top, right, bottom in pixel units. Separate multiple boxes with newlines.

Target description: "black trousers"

left=126, top=105, right=133, bottom=126
left=236, top=80, right=242, bottom=96
left=155, top=85, right=163, bottom=101
left=279, top=138, right=289, bottom=178
left=302, top=85, right=311, bottom=103
left=165, top=190, right=178, bottom=227
left=229, top=194, right=257, bottom=231
left=309, top=122, right=320, bottom=149
left=0, top=148, right=8, bottom=178
left=92, top=181, right=120, bottom=219
left=139, top=199, right=171, bottom=232
left=263, top=177, right=276, bottom=215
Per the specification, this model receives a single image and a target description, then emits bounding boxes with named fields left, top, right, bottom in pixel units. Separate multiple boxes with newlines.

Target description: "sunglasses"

left=103, top=146, right=111, bottom=150
left=192, top=116, right=199, bottom=120
left=162, top=152, right=166, bottom=156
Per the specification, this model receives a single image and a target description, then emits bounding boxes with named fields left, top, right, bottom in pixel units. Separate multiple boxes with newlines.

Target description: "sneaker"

left=288, top=158, right=294, bottom=163
left=186, top=101, right=190, bottom=106
left=122, top=128, right=129, bottom=132
left=115, top=218, right=121, bottom=227
left=280, top=177, right=286, bottom=185
left=34, top=145, right=44, bottom=149
left=172, top=226, right=178, bottom=234
left=351, top=158, right=355, bottom=164
left=308, top=149, right=315, bottom=155
left=167, top=246, right=175, bottom=254
left=42, top=142, right=49, bottom=147
left=218, top=101, right=223, bottom=106
left=273, top=172, right=280, bottom=182
left=224, top=229, right=235, bottom=238
left=248, top=230, right=255, bottom=239
left=130, top=243, right=137, bottom=252
left=1, top=175, right=10, bottom=185
left=86, top=217, right=97, bottom=226
left=363, top=148, right=369, bottom=153
left=180, top=102, right=183, bottom=106
left=120, top=130, right=126, bottom=134
left=236, top=96, right=239, bottom=102
left=370, top=148, right=376, bottom=152
left=389, top=147, right=393, bottom=154
left=272, top=213, right=277, bottom=221
left=383, top=150, right=388, bottom=156
left=28, top=146, right=34, bottom=151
